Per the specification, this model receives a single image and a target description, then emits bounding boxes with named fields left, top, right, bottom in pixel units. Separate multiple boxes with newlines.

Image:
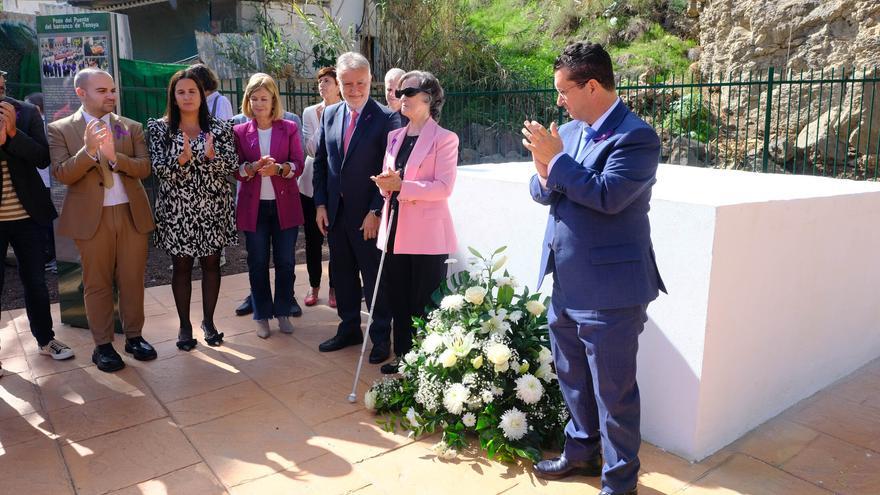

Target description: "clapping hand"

left=205, top=132, right=216, bottom=161
left=84, top=119, right=109, bottom=158
left=258, top=155, right=279, bottom=176
left=371, top=169, right=402, bottom=192
left=0, top=117, right=7, bottom=146
left=98, top=124, right=117, bottom=162
left=178, top=132, right=193, bottom=165
left=522, top=120, right=562, bottom=178
left=0, top=102, right=17, bottom=137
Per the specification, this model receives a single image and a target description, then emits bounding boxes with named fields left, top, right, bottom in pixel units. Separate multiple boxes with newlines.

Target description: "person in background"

left=384, top=68, right=407, bottom=126
left=48, top=68, right=156, bottom=373
left=372, top=70, right=458, bottom=374
left=233, top=73, right=305, bottom=338
left=300, top=66, right=341, bottom=308
left=0, top=69, right=73, bottom=375
left=232, top=73, right=305, bottom=319
left=147, top=68, right=238, bottom=351
left=23, top=92, right=57, bottom=274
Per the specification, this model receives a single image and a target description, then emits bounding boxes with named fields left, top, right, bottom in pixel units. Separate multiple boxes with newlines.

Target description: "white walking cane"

left=347, top=203, right=396, bottom=403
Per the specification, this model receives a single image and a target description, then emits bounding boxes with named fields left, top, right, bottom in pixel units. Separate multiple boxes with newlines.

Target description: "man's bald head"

left=74, top=68, right=117, bottom=118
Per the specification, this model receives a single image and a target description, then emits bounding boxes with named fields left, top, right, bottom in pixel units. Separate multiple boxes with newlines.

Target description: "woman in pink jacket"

left=372, top=70, right=459, bottom=374
left=233, top=74, right=304, bottom=338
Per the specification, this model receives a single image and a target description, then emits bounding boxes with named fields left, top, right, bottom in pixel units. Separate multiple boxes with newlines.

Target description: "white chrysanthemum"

left=485, top=342, right=511, bottom=365
left=480, top=389, right=494, bottom=403
left=439, top=349, right=458, bottom=368
left=515, top=374, right=544, bottom=404
left=538, top=346, right=553, bottom=364
left=499, top=408, right=529, bottom=440
left=422, top=333, right=444, bottom=354
left=491, top=385, right=504, bottom=396
left=508, top=310, right=524, bottom=323
left=406, top=407, right=420, bottom=427
left=535, top=362, right=557, bottom=382
left=495, top=275, right=513, bottom=287
left=464, top=286, right=488, bottom=305
left=525, top=300, right=546, bottom=317
left=462, top=412, right=477, bottom=427
left=431, top=441, right=458, bottom=460
left=440, top=294, right=465, bottom=311
left=443, top=383, right=469, bottom=415
left=364, top=389, right=377, bottom=411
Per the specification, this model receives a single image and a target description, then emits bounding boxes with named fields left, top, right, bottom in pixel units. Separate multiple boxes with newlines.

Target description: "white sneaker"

left=39, top=339, right=75, bottom=360
left=278, top=316, right=293, bottom=334
left=256, top=319, right=270, bottom=339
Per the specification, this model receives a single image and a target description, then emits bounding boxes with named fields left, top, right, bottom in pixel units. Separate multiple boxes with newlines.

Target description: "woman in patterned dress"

left=147, top=68, right=238, bottom=351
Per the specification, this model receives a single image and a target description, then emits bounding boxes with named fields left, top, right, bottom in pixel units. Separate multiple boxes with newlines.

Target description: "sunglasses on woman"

left=394, top=87, right=426, bottom=98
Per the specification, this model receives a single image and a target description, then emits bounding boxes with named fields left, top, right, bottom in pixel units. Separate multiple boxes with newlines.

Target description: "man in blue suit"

left=522, top=42, right=665, bottom=495
left=313, top=52, right=401, bottom=363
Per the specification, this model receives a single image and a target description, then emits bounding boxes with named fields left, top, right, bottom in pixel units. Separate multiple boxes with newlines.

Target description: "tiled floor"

left=1, top=266, right=879, bottom=495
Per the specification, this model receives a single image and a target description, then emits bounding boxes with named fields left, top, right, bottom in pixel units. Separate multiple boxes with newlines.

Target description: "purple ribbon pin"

left=593, top=130, right=613, bottom=143
left=113, top=124, right=129, bottom=140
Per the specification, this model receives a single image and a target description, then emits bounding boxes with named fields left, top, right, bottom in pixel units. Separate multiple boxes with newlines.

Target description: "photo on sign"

left=40, top=35, right=106, bottom=79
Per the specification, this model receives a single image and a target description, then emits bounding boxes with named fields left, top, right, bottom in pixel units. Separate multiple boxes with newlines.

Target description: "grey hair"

left=384, top=68, right=405, bottom=84
left=335, top=52, right=371, bottom=76
left=73, top=68, right=112, bottom=89
left=399, top=70, right=445, bottom=120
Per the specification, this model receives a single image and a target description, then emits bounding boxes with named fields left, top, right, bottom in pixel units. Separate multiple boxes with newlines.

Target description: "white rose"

left=462, top=412, right=477, bottom=428
left=485, top=342, right=511, bottom=365
left=464, top=286, right=488, bottom=305
left=439, top=349, right=458, bottom=368
left=440, top=294, right=465, bottom=311
left=494, top=360, right=510, bottom=373
left=364, top=389, right=377, bottom=411
left=525, top=300, right=546, bottom=317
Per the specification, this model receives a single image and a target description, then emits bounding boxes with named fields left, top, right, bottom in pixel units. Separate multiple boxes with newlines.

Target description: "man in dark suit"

left=313, top=52, right=401, bottom=364
left=0, top=68, right=74, bottom=365
left=522, top=42, right=666, bottom=495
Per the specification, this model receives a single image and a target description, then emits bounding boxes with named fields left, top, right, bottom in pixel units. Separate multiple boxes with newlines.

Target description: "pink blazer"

left=233, top=119, right=305, bottom=232
left=376, top=118, right=459, bottom=255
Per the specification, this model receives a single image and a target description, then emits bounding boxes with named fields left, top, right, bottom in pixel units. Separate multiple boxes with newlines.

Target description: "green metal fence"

left=12, top=67, right=880, bottom=180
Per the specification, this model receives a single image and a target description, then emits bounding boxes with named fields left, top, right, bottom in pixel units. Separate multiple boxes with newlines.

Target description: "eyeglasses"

left=556, top=81, right=586, bottom=100
left=394, top=87, right=426, bottom=98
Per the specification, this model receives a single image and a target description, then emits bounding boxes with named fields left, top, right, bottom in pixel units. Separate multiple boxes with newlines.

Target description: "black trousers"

left=0, top=218, right=55, bottom=346
left=385, top=219, right=448, bottom=357
left=326, top=200, right=391, bottom=345
left=300, top=193, right=332, bottom=289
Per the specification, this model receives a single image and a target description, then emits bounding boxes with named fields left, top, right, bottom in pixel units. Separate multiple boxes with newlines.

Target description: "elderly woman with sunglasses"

left=371, top=71, right=459, bottom=374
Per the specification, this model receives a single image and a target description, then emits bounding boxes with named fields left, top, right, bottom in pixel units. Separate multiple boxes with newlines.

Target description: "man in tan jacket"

left=48, top=68, right=156, bottom=372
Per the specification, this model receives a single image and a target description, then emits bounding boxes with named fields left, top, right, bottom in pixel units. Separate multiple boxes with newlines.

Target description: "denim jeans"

left=0, top=218, right=55, bottom=346
left=245, top=200, right=298, bottom=320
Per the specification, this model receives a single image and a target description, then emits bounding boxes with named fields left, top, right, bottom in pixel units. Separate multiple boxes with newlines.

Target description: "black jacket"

left=0, top=96, right=57, bottom=225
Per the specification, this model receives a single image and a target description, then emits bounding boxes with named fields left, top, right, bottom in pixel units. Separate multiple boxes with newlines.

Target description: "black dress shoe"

left=124, top=336, right=158, bottom=361
left=380, top=357, right=401, bottom=374
left=598, top=490, right=637, bottom=495
left=235, top=295, right=253, bottom=316
left=92, top=344, right=125, bottom=373
left=534, top=454, right=602, bottom=480
left=290, top=298, right=303, bottom=317
left=318, top=333, right=363, bottom=352
left=368, top=342, right=390, bottom=364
